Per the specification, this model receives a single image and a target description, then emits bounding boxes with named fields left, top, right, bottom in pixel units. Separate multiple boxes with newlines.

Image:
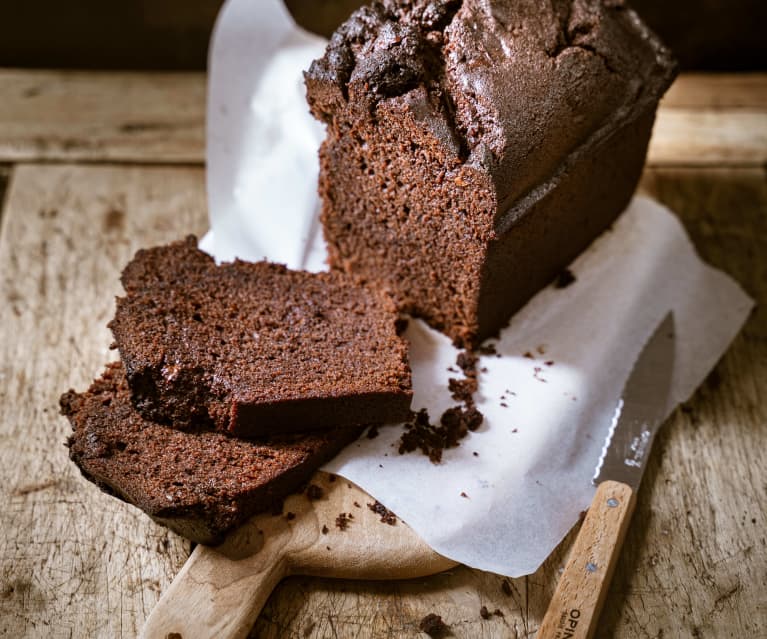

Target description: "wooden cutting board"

left=141, top=471, right=457, bottom=639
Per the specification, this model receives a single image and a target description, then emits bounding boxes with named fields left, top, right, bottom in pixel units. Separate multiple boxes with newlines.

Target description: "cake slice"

left=108, top=236, right=412, bottom=437
left=61, top=362, right=361, bottom=544
left=305, top=0, right=677, bottom=347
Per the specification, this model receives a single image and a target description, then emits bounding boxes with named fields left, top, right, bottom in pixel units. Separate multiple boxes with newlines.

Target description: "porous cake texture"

left=306, top=0, right=677, bottom=346
left=109, top=237, right=412, bottom=437
left=61, top=363, right=361, bottom=544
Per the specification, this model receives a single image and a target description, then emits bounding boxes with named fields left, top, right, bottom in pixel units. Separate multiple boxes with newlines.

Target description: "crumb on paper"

left=399, top=405, right=484, bottom=463
left=460, top=492, right=469, bottom=499
left=366, top=425, right=380, bottom=439
left=478, top=343, right=497, bottom=356
left=456, top=350, right=478, bottom=373
left=448, top=377, right=477, bottom=402
left=367, top=500, right=397, bottom=525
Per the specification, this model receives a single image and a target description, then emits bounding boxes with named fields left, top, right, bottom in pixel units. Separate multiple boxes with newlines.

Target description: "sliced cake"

left=61, top=362, right=361, bottom=544
left=108, top=236, right=412, bottom=437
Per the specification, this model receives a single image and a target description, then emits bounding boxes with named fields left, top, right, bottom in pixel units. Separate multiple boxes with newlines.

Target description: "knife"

left=538, top=313, right=675, bottom=639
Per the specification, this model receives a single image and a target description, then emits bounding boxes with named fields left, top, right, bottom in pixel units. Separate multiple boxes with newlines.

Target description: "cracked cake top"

left=306, top=0, right=676, bottom=214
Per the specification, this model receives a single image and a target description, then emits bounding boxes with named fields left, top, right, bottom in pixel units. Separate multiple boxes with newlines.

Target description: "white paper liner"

left=204, top=0, right=753, bottom=576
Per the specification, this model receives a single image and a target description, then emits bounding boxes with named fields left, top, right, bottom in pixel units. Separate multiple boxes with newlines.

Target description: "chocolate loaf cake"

left=305, top=0, right=677, bottom=347
left=61, top=363, right=361, bottom=544
left=109, top=236, right=412, bottom=437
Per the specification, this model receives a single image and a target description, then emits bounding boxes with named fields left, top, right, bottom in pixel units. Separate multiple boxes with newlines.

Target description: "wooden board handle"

left=538, top=480, right=636, bottom=639
left=141, top=517, right=294, bottom=639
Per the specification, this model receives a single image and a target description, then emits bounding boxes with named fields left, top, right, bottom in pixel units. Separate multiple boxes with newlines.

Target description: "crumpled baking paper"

left=202, top=0, right=753, bottom=576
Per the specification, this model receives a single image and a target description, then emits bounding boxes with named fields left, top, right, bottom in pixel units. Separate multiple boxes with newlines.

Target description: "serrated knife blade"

left=593, top=313, right=676, bottom=490
left=539, top=313, right=676, bottom=639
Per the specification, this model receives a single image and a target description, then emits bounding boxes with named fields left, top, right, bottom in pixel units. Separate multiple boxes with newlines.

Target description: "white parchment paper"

left=204, top=0, right=754, bottom=576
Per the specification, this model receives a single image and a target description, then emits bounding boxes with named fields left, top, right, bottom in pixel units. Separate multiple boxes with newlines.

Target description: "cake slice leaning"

left=108, top=236, right=412, bottom=437
left=61, top=362, right=362, bottom=545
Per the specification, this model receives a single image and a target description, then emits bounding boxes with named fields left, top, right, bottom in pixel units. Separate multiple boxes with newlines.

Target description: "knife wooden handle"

left=537, top=480, right=636, bottom=639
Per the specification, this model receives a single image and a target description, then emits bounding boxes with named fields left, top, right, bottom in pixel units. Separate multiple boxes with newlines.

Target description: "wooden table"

left=0, top=71, right=765, bottom=638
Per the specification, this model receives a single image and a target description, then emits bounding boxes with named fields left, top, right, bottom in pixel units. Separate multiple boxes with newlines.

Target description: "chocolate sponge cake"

left=305, top=0, right=677, bottom=347
left=109, top=237, right=412, bottom=437
left=61, top=363, right=361, bottom=545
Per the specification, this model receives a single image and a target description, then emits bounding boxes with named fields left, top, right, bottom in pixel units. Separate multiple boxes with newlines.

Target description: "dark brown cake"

left=305, top=0, right=677, bottom=347
left=108, top=236, right=412, bottom=437
left=61, top=362, right=361, bottom=544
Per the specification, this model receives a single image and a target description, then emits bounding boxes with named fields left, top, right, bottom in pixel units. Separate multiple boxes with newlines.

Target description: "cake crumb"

left=368, top=500, right=397, bottom=525
left=366, top=425, right=380, bottom=439
left=321, top=525, right=329, bottom=534
left=448, top=377, right=477, bottom=403
left=555, top=268, right=576, bottom=288
left=493, top=609, right=504, bottom=617
left=456, top=350, right=478, bottom=373
left=353, top=501, right=361, bottom=508
left=478, top=343, right=497, bottom=356
left=419, top=613, right=449, bottom=638
left=480, top=605, right=491, bottom=620
left=523, top=351, right=534, bottom=359
left=399, top=405, right=484, bottom=463
left=473, top=451, right=479, bottom=457
left=460, top=492, right=469, bottom=499
left=335, top=513, right=352, bottom=531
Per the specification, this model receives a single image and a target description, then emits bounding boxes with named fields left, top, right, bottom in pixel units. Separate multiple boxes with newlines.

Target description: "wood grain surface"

left=142, top=472, right=455, bottom=639
left=1, top=70, right=766, bottom=167
left=0, top=73, right=765, bottom=638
